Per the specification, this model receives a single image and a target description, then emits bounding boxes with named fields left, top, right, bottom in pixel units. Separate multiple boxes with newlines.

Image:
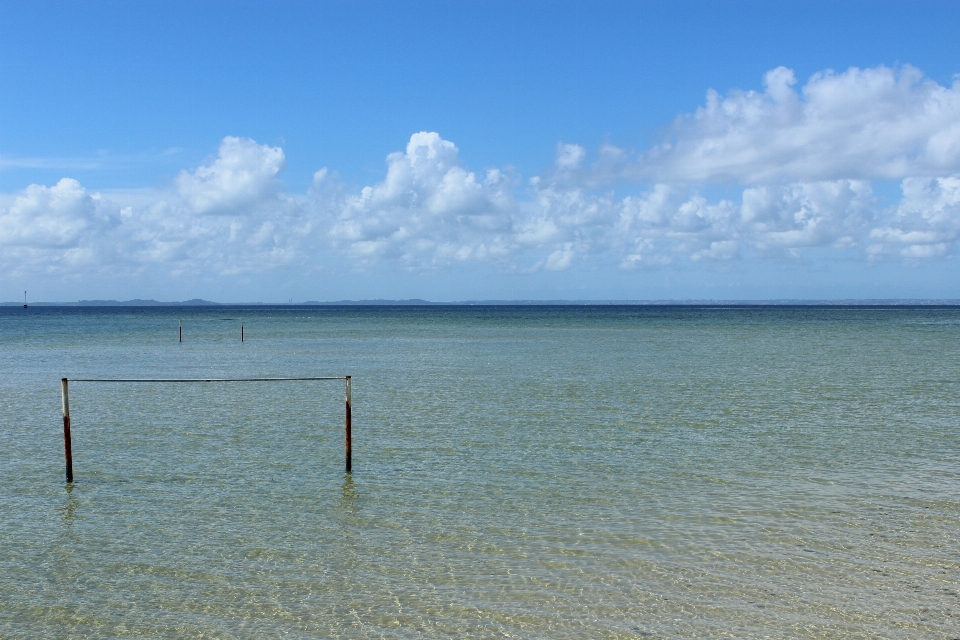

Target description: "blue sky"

left=2, top=0, right=960, bottom=302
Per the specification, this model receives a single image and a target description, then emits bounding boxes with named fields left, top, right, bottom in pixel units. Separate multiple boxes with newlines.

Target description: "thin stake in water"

left=345, top=375, right=352, bottom=473
left=61, top=378, right=73, bottom=483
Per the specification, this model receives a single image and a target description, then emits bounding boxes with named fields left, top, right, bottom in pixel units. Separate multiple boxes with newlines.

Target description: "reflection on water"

left=58, top=483, right=79, bottom=527
left=1, top=305, right=959, bottom=638
left=339, top=474, right=359, bottom=513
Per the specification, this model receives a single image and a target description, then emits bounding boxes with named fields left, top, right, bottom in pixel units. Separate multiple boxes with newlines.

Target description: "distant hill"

left=300, top=299, right=433, bottom=305
left=76, top=298, right=222, bottom=306
left=3, top=299, right=222, bottom=306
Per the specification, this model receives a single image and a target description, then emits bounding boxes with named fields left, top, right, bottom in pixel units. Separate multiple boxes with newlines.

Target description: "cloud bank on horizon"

left=3, top=64, right=960, bottom=293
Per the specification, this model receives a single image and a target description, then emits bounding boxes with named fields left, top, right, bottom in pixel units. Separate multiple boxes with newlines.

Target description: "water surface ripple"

left=1, top=305, right=958, bottom=638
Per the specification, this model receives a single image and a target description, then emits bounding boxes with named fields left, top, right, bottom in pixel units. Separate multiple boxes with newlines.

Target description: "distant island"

left=3, top=298, right=224, bottom=307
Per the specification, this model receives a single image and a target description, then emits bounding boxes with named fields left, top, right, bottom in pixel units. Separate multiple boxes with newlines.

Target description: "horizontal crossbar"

left=67, top=377, right=347, bottom=382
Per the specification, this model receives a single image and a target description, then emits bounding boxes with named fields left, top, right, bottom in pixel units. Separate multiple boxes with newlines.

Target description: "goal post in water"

left=59, top=376, right=352, bottom=483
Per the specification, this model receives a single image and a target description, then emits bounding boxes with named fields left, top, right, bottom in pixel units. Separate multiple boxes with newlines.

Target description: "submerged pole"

left=241, top=318, right=244, bottom=342
left=61, top=378, right=73, bottom=483
left=345, top=375, right=352, bottom=473
left=179, top=319, right=182, bottom=343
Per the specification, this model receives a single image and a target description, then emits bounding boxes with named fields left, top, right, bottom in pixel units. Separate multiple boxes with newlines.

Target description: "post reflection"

left=339, top=474, right=359, bottom=514
left=58, top=482, right=78, bottom=527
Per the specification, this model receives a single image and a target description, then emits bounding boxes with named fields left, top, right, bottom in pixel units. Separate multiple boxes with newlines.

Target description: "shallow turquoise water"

left=1, top=305, right=959, bottom=638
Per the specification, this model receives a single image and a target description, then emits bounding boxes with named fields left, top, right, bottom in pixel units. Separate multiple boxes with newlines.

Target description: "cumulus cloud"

left=546, top=65, right=960, bottom=187
left=5, top=64, right=960, bottom=291
left=0, top=178, right=124, bottom=274
left=4, top=135, right=960, bottom=283
left=613, top=180, right=879, bottom=266
left=0, top=178, right=119, bottom=247
left=868, top=175, right=960, bottom=259
left=326, top=132, right=517, bottom=267
left=317, top=129, right=959, bottom=271
left=1, top=138, right=305, bottom=279
left=643, top=65, right=960, bottom=183
left=175, top=136, right=285, bottom=214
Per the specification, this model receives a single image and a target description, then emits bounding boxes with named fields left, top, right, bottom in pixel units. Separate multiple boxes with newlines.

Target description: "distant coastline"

left=5, top=298, right=960, bottom=307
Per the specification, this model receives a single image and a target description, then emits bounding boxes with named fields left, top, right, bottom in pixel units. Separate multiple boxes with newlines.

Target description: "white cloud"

left=4, top=140, right=959, bottom=286
left=123, top=193, right=310, bottom=277
left=0, top=179, right=125, bottom=276
left=6, top=63, right=960, bottom=296
left=556, top=65, right=960, bottom=186
left=649, top=65, right=960, bottom=183
left=868, top=174, right=960, bottom=259
left=1, top=139, right=306, bottom=280
left=0, top=178, right=119, bottom=248
left=544, top=243, right=575, bottom=271
left=327, top=132, right=517, bottom=268
left=175, top=136, right=285, bottom=214
left=601, top=180, right=870, bottom=268
left=319, top=131, right=945, bottom=271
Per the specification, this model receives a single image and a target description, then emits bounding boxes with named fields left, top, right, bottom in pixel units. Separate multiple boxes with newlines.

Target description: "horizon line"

left=6, top=298, right=960, bottom=307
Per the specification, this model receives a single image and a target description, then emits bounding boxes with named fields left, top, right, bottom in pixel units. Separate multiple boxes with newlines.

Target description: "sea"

left=1, top=304, right=958, bottom=638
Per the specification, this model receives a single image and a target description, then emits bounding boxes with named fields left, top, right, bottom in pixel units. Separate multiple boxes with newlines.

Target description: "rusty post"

left=61, top=378, right=73, bottom=483
left=345, top=375, right=352, bottom=473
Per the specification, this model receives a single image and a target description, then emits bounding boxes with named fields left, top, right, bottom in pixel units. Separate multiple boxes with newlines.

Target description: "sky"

left=2, top=0, right=960, bottom=302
